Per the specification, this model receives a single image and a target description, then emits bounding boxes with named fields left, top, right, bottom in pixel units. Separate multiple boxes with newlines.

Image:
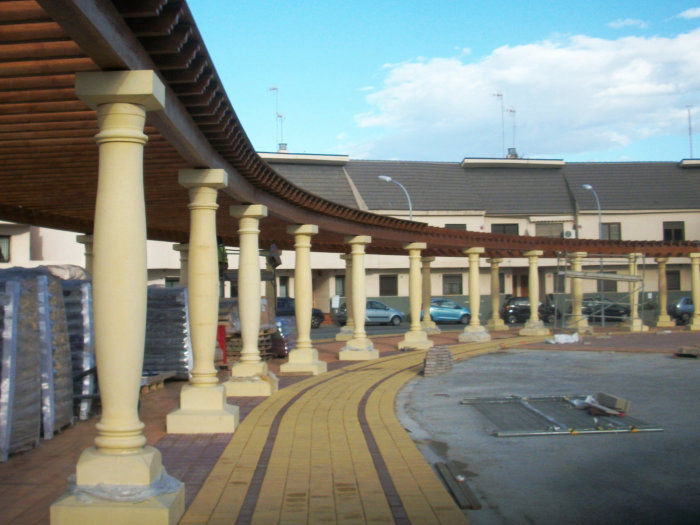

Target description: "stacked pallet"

left=423, top=345, right=453, bottom=377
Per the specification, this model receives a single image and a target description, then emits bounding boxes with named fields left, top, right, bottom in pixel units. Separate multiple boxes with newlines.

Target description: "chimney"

left=507, top=147, right=518, bottom=159
left=277, top=143, right=288, bottom=153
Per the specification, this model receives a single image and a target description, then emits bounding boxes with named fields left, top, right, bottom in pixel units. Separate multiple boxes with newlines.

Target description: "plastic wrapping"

left=219, top=298, right=241, bottom=334
left=144, top=286, right=192, bottom=379
left=62, top=280, right=95, bottom=420
left=67, top=468, right=182, bottom=503
left=0, top=279, right=41, bottom=461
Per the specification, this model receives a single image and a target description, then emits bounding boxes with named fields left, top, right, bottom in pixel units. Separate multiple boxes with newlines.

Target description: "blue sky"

left=188, top=1, right=700, bottom=162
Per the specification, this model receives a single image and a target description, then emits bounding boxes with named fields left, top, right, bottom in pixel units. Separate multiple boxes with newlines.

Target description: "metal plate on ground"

left=460, top=395, right=663, bottom=437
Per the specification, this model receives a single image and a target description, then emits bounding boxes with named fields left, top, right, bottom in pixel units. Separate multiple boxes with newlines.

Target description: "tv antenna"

left=492, top=91, right=505, bottom=157
left=506, top=106, right=516, bottom=150
left=269, top=86, right=285, bottom=150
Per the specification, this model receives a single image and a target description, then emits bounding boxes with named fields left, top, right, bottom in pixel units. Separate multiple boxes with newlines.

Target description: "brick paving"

left=0, top=326, right=698, bottom=523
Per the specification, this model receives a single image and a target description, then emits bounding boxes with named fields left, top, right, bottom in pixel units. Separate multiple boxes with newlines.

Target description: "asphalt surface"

left=397, top=348, right=700, bottom=525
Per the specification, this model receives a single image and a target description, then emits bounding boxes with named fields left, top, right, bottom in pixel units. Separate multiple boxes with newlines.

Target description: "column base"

left=280, top=348, right=327, bottom=375
left=655, top=314, right=675, bottom=328
left=458, top=325, right=491, bottom=342
left=339, top=337, right=378, bottom=361
left=519, top=320, right=551, bottom=336
left=335, top=325, right=354, bottom=341
left=420, top=321, right=441, bottom=335
left=224, top=372, right=279, bottom=397
left=623, top=318, right=649, bottom=332
left=77, top=446, right=162, bottom=486
left=688, top=319, right=700, bottom=331
left=166, top=384, right=238, bottom=434
left=229, top=359, right=267, bottom=378
left=398, top=330, right=433, bottom=350
left=51, top=485, right=184, bottom=525
left=567, top=318, right=592, bottom=334
left=486, top=318, right=508, bottom=331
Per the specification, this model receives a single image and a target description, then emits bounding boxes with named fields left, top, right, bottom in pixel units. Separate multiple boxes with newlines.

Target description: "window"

left=663, top=221, right=684, bottom=241
left=379, top=274, right=398, bottom=296
left=444, top=223, right=467, bottom=230
left=602, top=222, right=621, bottom=240
left=498, top=273, right=506, bottom=294
left=491, top=223, right=518, bottom=235
left=597, top=272, right=618, bottom=292
left=278, top=276, right=289, bottom=298
left=335, top=275, right=345, bottom=297
left=535, top=223, right=563, bottom=238
left=164, top=277, right=179, bottom=288
left=0, top=236, right=9, bottom=263
left=666, top=270, right=681, bottom=291
left=442, top=274, right=462, bottom=295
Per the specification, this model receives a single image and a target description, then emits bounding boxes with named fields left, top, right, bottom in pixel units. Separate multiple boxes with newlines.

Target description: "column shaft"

left=459, top=247, right=490, bottom=341
left=689, top=254, right=700, bottom=331
left=568, top=252, right=589, bottom=332
left=336, top=254, right=354, bottom=341
left=656, top=258, right=674, bottom=327
left=76, top=234, right=94, bottom=276
left=421, top=257, right=440, bottom=333
left=519, top=250, right=549, bottom=336
left=173, top=243, right=189, bottom=286
left=399, top=243, right=432, bottom=350
left=487, top=258, right=507, bottom=330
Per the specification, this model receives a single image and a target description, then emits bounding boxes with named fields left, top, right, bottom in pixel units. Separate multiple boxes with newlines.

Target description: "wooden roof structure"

left=0, top=0, right=697, bottom=258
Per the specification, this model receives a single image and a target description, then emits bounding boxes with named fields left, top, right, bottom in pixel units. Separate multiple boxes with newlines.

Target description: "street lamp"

left=378, top=175, right=413, bottom=221
left=582, top=183, right=605, bottom=325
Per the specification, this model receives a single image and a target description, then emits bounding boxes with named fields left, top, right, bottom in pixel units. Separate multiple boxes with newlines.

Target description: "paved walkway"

left=1, top=326, right=697, bottom=523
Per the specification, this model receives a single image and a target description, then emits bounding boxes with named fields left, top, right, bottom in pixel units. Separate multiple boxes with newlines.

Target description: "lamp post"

left=378, top=175, right=413, bottom=221
left=583, top=183, right=605, bottom=325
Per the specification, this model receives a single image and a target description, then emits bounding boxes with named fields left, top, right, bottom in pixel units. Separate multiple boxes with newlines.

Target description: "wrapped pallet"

left=144, top=286, right=192, bottom=379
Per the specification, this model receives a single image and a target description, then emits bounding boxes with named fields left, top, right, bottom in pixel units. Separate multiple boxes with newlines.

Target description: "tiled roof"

left=264, top=163, right=359, bottom=209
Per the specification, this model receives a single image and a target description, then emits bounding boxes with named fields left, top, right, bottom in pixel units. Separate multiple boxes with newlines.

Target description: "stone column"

left=519, top=250, right=550, bottom=336
left=420, top=256, right=440, bottom=334
left=173, top=243, right=189, bottom=286
left=280, top=224, right=327, bottom=375
left=689, top=253, right=700, bottom=331
left=166, top=169, right=238, bottom=433
left=398, top=243, right=433, bottom=350
left=52, top=71, right=184, bottom=523
left=339, top=236, right=377, bottom=360
left=624, top=252, right=648, bottom=332
left=567, top=252, right=590, bottom=333
left=335, top=253, right=354, bottom=341
left=655, top=257, right=675, bottom=328
left=76, top=234, right=94, bottom=276
left=486, top=258, right=507, bottom=331
left=224, top=205, right=279, bottom=396
left=459, top=247, right=491, bottom=341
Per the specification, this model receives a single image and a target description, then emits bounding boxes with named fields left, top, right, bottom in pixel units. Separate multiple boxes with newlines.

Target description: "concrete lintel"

left=463, top=247, right=485, bottom=255
left=344, top=235, right=372, bottom=245
left=403, top=242, right=427, bottom=251
left=230, top=204, right=268, bottom=219
left=287, top=224, right=319, bottom=236
left=523, top=250, right=544, bottom=257
left=75, top=70, right=165, bottom=111
left=178, top=168, right=228, bottom=189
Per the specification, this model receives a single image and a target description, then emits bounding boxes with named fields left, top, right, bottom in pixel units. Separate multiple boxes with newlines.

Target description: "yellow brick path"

left=181, top=336, right=544, bottom=524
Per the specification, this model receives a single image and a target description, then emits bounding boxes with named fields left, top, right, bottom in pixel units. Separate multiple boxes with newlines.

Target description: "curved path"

left=181, top=336, right=545, bottom=524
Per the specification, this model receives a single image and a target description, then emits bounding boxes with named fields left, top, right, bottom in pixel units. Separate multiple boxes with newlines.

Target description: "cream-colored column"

left=567, top=252, right=590, bottom=333
left=75, top=234, right=94, bottom=276
left=420, top=256, right=440, bottom=334
left=339, top=236, right=377, bottom=360
left=655, top=257, right=675, bottom=328
left=224, top=205, right=278, bottom=396
left=52, top=71, right=184, bottom=524
left=173, top=243, right=189, bottom=286
left=166, top=170, right=238, bottom=433
left=459, top=247, right=491, bottom=341
left=280, top=224, right=327, bottom=375
left=336, top=253, right=355, bottom=341
left=398, top=243, right=433, bottom=350
left=624, top=252, right=648, bottom=332
left=688, top=253, right=700, bottom=331
left=519, top=250, right=550, bottom=336
left=486, top=258, right=507, bottom=331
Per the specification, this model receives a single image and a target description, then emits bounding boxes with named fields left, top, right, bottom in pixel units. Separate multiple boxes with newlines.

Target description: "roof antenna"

left=506, top=106, right=517, bottom=158
left=492, top=91, right=505, bottom=157
left=269, top=86, right=287, bottom=153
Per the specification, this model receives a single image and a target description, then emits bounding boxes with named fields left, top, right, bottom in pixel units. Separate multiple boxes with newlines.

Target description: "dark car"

left=501, top=296, right=557, bottom=324
left=275, top=297, right=325, bottom=328
left=581, top=298, right=630, bottom=322
left=668, top=296, right=694, bottom=324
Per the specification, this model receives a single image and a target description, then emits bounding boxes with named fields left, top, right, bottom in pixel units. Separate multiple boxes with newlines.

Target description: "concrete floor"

left=398, top=348, right=700, bottom=525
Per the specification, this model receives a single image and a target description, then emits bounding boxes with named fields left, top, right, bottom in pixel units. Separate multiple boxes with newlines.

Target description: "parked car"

left=581, top=298, right=630, bottom=322
left=500, top=296, right=557, bottom=324
left=424, top=298, right=471, bottom=324
left=668, top=296, right=694, bottom=324
left=275, top=297, right=325, bottom=328
left=333, top=300, right=405, bottom=326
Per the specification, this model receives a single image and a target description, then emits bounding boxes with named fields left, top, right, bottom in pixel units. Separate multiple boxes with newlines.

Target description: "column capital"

left=344, top=235, right=371, bottom=245
left=403, top=242, right=426, bottom=251
left=178, top=169, right=228, bottom=189
left=75, top=70, right=165, bottom=110
left=523, top=250, right=543, bottom=258
left=463, top=246, right=485, bottom=255
left=656, top=257, right=668, bottom=264
left=568, top=251, right=588, bottom=259
left=421, top=256, right=435, bottom=264
left=230, top=204, right=268, bottom=219
left=488, top=257, right=503, bottom=264
left=287, top=224, right=319, bottom=236
left=628, top=252, right=644, bottom=261
left=690, top=252, right=700, bottom=260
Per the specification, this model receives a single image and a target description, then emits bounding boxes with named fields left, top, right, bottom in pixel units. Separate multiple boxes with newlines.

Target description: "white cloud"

left=353, top=29, right=700, bottom=160
left=608, top=18, right=648, bottom=29
left=677, top=7, right=700, bottom=19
